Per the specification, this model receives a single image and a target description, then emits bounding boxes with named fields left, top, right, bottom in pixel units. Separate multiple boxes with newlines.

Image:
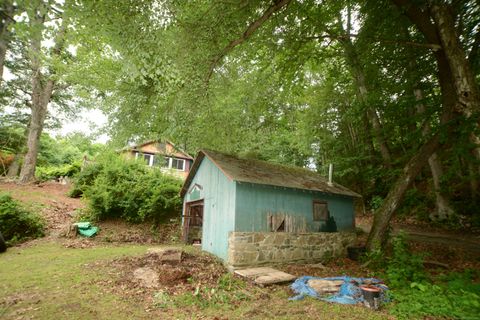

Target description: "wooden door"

left=183, top=200, right=204, bottom=243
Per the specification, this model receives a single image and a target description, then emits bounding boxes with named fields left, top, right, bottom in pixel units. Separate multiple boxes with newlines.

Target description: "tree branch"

left=206, top=0, right=292, bottom=82
left=391, top=0, right=440, bottom=45
left=305, top=33, right=442, bottom=51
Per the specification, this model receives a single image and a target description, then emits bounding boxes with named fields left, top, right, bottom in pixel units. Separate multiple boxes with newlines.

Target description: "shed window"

left=313, top=201, right=328, bottom=221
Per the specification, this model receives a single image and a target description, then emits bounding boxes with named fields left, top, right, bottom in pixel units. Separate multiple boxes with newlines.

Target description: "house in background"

left=181, top=149, right=361, bottom=268
left=122, top=140, right=193, bottom=180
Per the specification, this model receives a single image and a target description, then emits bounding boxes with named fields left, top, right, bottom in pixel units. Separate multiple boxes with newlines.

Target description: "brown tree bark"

left=367, top=54, right=456, bottom=249
left=368, top=1, right=461, bottom=250
left=366, top=133, right=442, bottom=250
left=427, top=153, right=455, bottom=220
left=6, top=154, right=21, bottom=177
left=411, top=76, right=455, bottom=221
left=0, top=0, right=14, bottom=82
left=19, top=5, right=65, bottom=183
left=430, top=4, right=480, bottom=160
left=337, top=11, right=392, bottom=168
left=393, top=0, right=480, bottom=159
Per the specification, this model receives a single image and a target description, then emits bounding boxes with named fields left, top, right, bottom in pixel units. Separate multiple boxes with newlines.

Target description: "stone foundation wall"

left=228, top=231, right=356, bottom=267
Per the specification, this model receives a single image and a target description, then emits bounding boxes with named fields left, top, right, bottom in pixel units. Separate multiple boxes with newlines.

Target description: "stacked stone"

left=228, top=231, right=356, bottom=267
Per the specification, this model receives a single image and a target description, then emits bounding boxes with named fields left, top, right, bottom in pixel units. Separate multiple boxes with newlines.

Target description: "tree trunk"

left=6, top=154, right=21, bottom=177
left=0, top=0, right=14, bottom=82
left=342, top=39, right=392, bottom=168
left=468, top=161, right=479, bottom=201
left=430, top=4, right=480, bottom=117
left=19, top=97, right=49, bottom=183
left=427, top=153, right=455, bottom=220
left=334, top=7, right=392, bottom=168
left=18, top=4, right=62, bottom=183
left=430, top=4, right=480, bottom=161
left=366, top=133, right=441, bottom=251
left=368, top=0, right=460, bottom=250
left=411, top=78, right=455, bottom=221
left=393, top=0, right=480, bottom=158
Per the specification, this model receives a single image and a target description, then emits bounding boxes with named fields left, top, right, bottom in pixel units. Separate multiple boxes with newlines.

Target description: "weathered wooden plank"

left=234, top=267, right=277, bottom=277
left=234, top=267, right=296, bottom=285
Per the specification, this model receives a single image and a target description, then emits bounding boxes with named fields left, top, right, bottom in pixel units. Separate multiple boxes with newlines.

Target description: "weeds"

left=372, top=233, right=480, bottom=319
left=153, top=274, right=250, bottom=310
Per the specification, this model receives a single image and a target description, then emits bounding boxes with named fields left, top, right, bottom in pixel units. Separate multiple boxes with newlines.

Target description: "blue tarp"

left=289, top=276, right=389, bottom=304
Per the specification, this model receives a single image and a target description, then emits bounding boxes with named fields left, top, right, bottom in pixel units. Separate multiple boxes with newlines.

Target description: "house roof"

left=122, top=139, right=193, bottom=160
left=181, top=149, right=361, bottom=198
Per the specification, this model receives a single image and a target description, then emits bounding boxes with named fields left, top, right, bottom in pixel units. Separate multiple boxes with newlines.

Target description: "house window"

left=171, top=158, right=185, bottom=171
left=136, top=153, right=185, bottom=171
left=143, top=153, right=154, bottom=166
left=153, top=156, right=169, bottom=168
left=313, top=201, right=328, bottom=221
left=135, top=152, right=154, bottom=166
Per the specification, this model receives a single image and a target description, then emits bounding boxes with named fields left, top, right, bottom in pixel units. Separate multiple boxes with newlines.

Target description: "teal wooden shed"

left=180, top=150, right=361, bottom=265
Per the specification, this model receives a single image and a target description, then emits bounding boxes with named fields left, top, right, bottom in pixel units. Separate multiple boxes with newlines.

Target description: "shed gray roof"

left=181, top=149, right=361, bottom=198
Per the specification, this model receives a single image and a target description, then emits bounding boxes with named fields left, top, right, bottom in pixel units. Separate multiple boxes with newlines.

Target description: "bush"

left=0, top=193, right=45, bottom=245
left=389, top=271, right=480, bottom=319
left=73, top=153, right=182, bottom=223
left=36, top=162, right=82, bottom=181
left=68, top=162, right=104, bottom=198
left=385, top=232, right=426, bottom=288
left=375, top=234, right=480, bottom=319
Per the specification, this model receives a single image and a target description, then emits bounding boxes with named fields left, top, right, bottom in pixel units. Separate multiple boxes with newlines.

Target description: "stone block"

left=253, top=233, right=266, bottom=243
left=262, top=234, right=276, bottom=245
left=273, top=234, right=287, bottom=245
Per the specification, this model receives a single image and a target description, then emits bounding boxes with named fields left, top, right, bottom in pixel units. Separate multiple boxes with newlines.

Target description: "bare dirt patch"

left=91, top=250, right=228, bottom=307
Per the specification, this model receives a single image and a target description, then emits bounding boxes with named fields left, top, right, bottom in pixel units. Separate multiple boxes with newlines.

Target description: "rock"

left=133, top=267, right=159, bottom=288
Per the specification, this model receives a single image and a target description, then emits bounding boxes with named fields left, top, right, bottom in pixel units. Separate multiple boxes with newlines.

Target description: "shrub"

left=385, top=232, right=426, bottom=288
left=376, top=234, right=480, bottom=319
left=68, top=162, right=104, bottom=198
left=0, top=193, right=45, bottom=245
left=36, top=162, right=82, bottom=181
left=76, top=153, right=182, bottom=223
left=388, top=271, right=480, bottom=319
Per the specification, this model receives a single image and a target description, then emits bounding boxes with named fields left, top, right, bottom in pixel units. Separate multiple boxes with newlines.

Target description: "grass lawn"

left=0, top=241, right=391, bottom=320
left=0, top=241, right=151, bottom=319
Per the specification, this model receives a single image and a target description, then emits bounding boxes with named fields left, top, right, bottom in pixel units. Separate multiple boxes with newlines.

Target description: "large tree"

left=72, top=0, right=480, bottom=250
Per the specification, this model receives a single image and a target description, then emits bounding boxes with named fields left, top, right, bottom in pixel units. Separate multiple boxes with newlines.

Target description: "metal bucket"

left=360, top=285, right=382, bottom=310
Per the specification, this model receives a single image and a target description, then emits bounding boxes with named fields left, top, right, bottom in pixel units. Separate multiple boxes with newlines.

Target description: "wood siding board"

left=235, top=183, right=354, bottom=232
left=182, top=157, right=235, bottom=260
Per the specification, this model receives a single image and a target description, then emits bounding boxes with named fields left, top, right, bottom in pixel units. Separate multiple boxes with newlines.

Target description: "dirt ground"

left=92, top=250, right=229, bottom=305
